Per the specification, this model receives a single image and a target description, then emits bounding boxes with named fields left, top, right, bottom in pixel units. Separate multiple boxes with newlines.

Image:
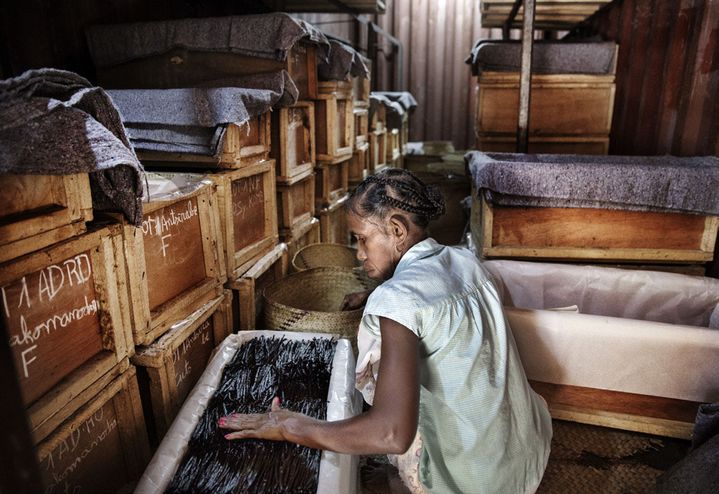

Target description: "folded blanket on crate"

left=318, top=39, right=369, bottom=82
left=0, top=68, right=144, bottom=225
left=108, top=72, right=297, bottom=157
left=86, top=13, right=330, bottom=68
left=465, top=40, right=618, bottom=76
left=369, top=93, right=406, bottom=130
left=466, top=151, right=719, bottom=215
left=373, top=91, right=418, bottom=113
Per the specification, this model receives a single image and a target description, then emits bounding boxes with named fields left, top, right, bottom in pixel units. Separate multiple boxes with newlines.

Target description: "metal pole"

left=517, top=0, right=536, bottom=153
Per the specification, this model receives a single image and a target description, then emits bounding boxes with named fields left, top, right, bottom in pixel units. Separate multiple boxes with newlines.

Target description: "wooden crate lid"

left=87, top=13, right=330, bottom=69
left=467, top=40, right=618, bottom=77
left=479, top=0, right=612, bottom=31
left=467, top=151, right=719, bottom=215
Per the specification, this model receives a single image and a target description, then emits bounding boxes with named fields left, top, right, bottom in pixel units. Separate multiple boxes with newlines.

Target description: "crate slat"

left=0, top=174, right=93, bottom=263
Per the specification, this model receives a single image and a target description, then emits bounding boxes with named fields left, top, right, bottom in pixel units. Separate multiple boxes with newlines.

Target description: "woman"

left=220, top=168, right=552, bottom=493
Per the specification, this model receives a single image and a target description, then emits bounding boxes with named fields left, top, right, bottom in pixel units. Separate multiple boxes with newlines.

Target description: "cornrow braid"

left=346, top=168, right=447, bottom=229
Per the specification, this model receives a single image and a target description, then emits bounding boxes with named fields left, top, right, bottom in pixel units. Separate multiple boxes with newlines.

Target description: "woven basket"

left=292, top=243, right=360, bottom=271
left=263, top=267, right=377, bottom=350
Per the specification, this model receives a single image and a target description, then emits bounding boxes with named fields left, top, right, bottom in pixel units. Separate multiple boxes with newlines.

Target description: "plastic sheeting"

left=484, top=260, right=719, bottom=403
left=134, top=331, right=361, bottom=494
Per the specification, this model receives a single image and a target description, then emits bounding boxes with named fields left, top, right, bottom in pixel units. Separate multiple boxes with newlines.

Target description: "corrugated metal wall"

left=576, top=0, right=719, bottom=156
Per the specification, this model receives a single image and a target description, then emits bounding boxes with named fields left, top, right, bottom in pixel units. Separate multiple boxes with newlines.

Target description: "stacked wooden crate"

left=0, top=174, right=150, bottom=492
left=467, top=41, right=618, bottom=154
left=368, top=95, right=388, bottom=174
left=350, top=65, right=371, bottom=188
left=86, top=13, right=330, bottom=444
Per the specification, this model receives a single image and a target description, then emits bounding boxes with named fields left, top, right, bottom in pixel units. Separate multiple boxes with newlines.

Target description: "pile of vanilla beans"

left=165, top=336, right=337, bottom=494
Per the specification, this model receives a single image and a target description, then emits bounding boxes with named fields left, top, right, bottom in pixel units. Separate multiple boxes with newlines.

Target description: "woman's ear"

left=388, top=214, right=410, bottom=246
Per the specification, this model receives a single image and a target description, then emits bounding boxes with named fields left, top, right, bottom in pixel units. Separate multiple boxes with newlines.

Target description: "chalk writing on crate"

left=141, top=199, right=199, bottom=258
left=233, top=175, right=264, bottom=220
left=172, top=319, right=212, bottom=388
left=2, top=252, right=99, bottom=380
left=42, top=402, right=118, bottom=493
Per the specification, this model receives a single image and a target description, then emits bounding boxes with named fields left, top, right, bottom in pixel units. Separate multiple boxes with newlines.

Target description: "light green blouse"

left=357, top=238, right=552, bottom=493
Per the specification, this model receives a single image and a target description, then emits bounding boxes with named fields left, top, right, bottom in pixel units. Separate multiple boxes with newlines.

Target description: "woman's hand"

left=341, top=290, right=371, bottom=310
left=219, top=397, right=305, bottom=441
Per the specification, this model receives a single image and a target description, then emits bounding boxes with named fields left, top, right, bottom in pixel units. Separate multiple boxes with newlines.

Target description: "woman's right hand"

left=341, top=290, right=371, bottom=310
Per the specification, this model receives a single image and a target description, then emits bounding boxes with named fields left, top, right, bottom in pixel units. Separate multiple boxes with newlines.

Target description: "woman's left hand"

left=219, top=397, right=303, bottom=441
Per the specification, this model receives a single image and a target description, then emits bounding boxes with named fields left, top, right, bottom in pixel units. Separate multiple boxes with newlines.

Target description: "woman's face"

left=348, top=212, right=400, bottom=281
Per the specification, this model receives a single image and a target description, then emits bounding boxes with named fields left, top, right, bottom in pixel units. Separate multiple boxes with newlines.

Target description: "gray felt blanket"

left=466, top=151, right=719, bottom=215
left=108, top=71, right=297, bottom=156
left=319, top=39, right=370, bottom=82
left=466, top=40, right=617, bottom=76
left=86, top=13, right=330, bottom=68
left=0, top=68, right=144, bottom=225
left=370, top=93, right=406, bottom=130
left=374, top=91, right=418, bottom=112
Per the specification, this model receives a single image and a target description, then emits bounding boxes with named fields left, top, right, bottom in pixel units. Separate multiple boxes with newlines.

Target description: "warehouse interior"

left=1, top=0, right=718, bottom=493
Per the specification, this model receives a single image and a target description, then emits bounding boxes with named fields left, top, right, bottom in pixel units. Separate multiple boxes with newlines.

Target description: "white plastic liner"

left=135, top=331, right=361, bottom=494
left=484, top=260, right=719, bottom=403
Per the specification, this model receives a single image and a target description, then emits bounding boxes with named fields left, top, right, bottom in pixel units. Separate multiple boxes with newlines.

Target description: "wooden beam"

left=517, top=0, right=536, bottom=153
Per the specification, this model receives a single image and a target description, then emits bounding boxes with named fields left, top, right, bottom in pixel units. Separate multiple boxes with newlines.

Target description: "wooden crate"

left=318, top=194, right=350, bottom=245
left=0, top=225, right=134, bottom=443
left=476, top=134, right=610, bottom=155
left=353, top=75, right=371, bottom=108
left=281, top=216, right=321, bottom=264
left=0, top=173, right=93, bottom=263
left=132, top=290, right=232, bottom=443
left=400, top=116, right=409, bottom=154
left=315, top=156, right=349, bottom=208
left=271, top=101, right=315, bottom=183
left=228, top=243, right=288, bottom=331
left=475, top=73, right=616, bottom=136
left=315, top=80, right=354, bottom=161
left=276, top=170, right=315, bottom=231
left=354, top=106, right=369, bottom=146
left=472, top=193, right=719, bottom=263
left=36, top=366, right=150, bottom=494
left=369, top=128, right=388, bottom=174
left=349, top=141, right=370, bottom=184
left=98, top=42, right=319, bottom=100
left=139, top=115, right=271, bottom=170
left=386, top=128, right=401, bottom=163
left=209, top=161, right=279, bottom=278
left=118, top=182, right=226, bottom=346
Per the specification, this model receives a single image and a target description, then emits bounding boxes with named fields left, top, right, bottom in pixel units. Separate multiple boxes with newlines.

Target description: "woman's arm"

left=220, top=317, right=420, bottom=455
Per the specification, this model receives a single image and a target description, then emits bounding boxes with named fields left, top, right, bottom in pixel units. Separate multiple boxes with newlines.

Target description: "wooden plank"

left=209, top=161, right=279, bottom=279
left=0, top=226, right=131, bottom=434
left=271, top=101, right=315, bottom=183
left=530, top=381, right=698, bottom=439
left=348, top=141, right=370, bottom=183
left=476, top=134, right=609, bottom=154
left=228, top=243, right=288, bottom=331
left=133, top=290, right=232, bottom=441
left=276, top=172, right=316, bottom=231
left=36, top=366, right=150, bottom=494
left=369, top=128, right=387, bottom=173
left=479, top=196, right=718, bottom=263
left=0, top=173, right=93, bottom=263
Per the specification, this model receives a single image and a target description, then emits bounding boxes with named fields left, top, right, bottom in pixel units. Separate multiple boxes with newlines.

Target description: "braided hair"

left=346, top=168, right=446, bottom=229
